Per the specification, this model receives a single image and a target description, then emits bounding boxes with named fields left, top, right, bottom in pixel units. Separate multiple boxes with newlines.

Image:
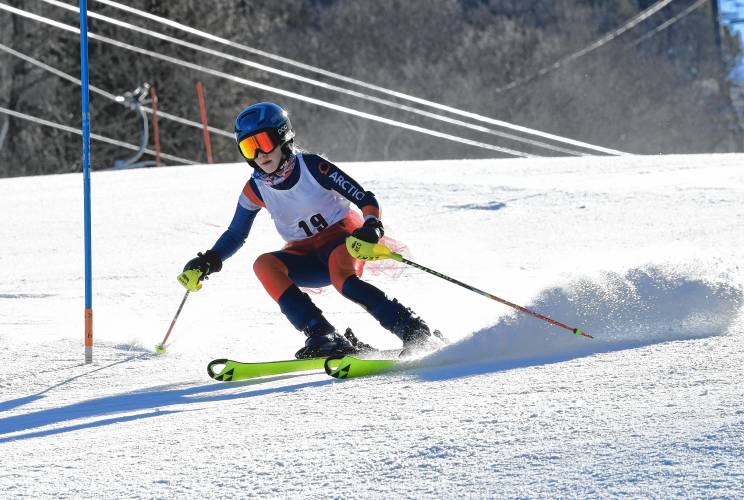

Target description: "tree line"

left=1, top=0, right=742, bottom=177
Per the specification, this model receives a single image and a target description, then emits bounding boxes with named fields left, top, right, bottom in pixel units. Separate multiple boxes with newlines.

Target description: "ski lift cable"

left=548, top=0, right=712, bottom=76
left=87, top=0, right=626, bottom=156
left=626, top=0, right=708, bottom=48
left=41, top=0, right=590, bottom=157
left=44, top=0, right=585, bottom=156
left=0, top=105, right=198, bottom=165
left=0, top=3, right=534, bottom=158
left=495, top=0, right=677, bottom=93
left=0, top=42, right=118, bottom=101
left=0, top=41, right=233, bottom=139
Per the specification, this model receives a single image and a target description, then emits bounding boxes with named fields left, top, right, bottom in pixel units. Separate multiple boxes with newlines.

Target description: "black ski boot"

left=343, top=328, right=376, bottom=353
left=392, top=303, right=432, bottom=346
left=295, top=317, right=358, bottom=359
left=390, top=300, right=446, bottom=351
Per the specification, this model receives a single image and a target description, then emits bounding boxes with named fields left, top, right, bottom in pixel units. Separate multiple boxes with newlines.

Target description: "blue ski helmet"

left=234, top=102, right=295, bottom=170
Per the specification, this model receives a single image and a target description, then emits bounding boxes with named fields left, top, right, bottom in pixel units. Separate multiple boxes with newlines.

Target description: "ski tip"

left=324, top=355, right=352, bottom=379
left=207, top=358, right=230, bottom=380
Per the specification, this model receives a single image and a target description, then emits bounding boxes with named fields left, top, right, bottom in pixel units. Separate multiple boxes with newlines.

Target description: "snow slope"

left=1, top=154, right=743, bottom=498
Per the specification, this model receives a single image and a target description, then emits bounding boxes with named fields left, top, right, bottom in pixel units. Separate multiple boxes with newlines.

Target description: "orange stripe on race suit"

left=242, top=181, right=266, bottom=208
left=328, top=244, right=363, bottom=292
left=361, top=205, right=380, bottom=220
left=253, top=253, right=293, bottom=301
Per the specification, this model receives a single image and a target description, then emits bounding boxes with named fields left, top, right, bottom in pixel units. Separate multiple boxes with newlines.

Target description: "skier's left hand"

left=351, top=217, right=384, bottom=244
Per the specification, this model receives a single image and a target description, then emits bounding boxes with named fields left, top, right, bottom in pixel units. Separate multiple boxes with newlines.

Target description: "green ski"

left=207, top=357, right=326, bottom=382
left=208, top=349, right=405, bottom=382
left=324, top=355, right=412, bottom=379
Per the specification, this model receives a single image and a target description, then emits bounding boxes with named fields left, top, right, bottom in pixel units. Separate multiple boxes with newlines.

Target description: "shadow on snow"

left=0, top=373, right=331, bottom=442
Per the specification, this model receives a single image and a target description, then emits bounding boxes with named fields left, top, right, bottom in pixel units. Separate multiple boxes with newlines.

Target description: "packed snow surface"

left=1, top=154, right=743, bottom=498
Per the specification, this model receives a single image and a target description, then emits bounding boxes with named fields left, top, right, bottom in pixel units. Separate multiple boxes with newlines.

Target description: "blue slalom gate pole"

left=80, top=0, right=93, bottom=363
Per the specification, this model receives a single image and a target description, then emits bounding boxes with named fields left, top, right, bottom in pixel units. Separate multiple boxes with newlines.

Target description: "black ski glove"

left=351, top=218, right=384, bottom=244
left=183, top=250, right=223, bottom=277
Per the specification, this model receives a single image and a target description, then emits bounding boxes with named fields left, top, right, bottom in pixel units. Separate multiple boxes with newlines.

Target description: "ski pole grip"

left=345, top=237, right=402, bottom=262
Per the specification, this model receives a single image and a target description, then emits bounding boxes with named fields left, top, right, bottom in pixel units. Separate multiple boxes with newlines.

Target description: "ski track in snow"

left=1, top=154, right=744, bottom=498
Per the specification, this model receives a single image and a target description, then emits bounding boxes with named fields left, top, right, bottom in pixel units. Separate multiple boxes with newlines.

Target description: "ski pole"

left=346, top=237, right=593, bottom=339
left=156, top=290, right=190, bottom=353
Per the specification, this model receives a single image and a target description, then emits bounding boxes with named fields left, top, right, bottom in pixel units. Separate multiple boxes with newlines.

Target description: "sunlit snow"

left=1, top=154, right=743, bottom=497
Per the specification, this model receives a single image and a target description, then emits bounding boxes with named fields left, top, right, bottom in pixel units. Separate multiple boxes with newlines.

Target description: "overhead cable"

left=0, top=42, right=117, bottom=101
left=627, top=0, right=708, bottom=48
left=547, top=0, right=712, bottom=78
left=0, top=105, right=198, bottom=165
left=42, top=0, right=589, bottom=156
left=0, top=3, right=534, bottom=158
left=0, top=41, right=233, bottom=138
left=495, top=0, right=676, bottom=93
left=88, top=0, right=626, bottom=155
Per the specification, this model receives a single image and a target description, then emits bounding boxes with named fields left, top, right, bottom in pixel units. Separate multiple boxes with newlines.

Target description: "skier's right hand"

left=177, top=250, right=223, bottom=291
left=351, top=217, right=384, bottom=244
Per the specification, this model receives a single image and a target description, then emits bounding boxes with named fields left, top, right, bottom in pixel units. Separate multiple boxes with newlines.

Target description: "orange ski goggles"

left=238, top=130, right=280, bottom=160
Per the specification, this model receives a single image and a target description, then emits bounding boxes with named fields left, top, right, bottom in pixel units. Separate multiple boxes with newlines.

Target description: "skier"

left=178, top=102, right=436, bottom=359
